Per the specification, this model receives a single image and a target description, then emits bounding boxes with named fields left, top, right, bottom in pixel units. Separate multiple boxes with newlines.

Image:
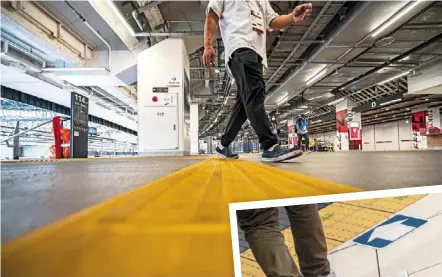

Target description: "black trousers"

left=297, top=133, right=309, bottom=150
left=220, top=48, right=278, bottom=150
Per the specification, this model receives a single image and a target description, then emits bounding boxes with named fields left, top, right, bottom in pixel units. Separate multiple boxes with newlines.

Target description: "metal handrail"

left=0, top=119, right=53, bottom=143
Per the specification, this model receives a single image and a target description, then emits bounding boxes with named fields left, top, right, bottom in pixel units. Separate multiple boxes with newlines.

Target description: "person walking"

left=270, top=116, right=279, bottom=137
left=237, top=206, right=336, bottom=277
left=203, top=0, right=312, bottom=162
left=296, top=114, right=311, bottom=153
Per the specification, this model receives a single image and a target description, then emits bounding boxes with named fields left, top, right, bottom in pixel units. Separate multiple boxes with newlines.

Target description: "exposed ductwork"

left=266, top=1, right=371, bottom=106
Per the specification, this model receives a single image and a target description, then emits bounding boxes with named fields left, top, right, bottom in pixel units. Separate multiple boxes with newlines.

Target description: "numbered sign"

left=70, top=92, right=89, bottom=158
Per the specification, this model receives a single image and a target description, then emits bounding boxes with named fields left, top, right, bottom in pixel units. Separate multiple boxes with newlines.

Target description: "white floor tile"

left=329, top=244, right=379, bottom=277
left=398, top=193, right=442, bottom=218
left=378, top=215, right=442, bottom=276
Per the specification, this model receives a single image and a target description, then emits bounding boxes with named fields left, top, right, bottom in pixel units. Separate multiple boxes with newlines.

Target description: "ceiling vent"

left=141, top=4, right=165, bottom=30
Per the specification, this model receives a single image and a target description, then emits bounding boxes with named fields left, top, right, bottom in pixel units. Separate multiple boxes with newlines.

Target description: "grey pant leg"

left=285, top=205, right=330, bottom=277
left=237, top=208, right=303, bottom=277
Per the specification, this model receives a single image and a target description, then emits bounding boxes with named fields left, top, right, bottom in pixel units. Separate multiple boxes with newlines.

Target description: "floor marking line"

left=409, top=261, right=442, bottom=275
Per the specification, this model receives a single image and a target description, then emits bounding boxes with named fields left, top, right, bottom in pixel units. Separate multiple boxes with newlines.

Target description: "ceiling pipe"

left=133, top=31, right=204, bottom=37
left=0, top=38, right=46, bottom=68
left=266, top=1, right=332, bottom=85
left=84, top=21, right=111, bottom=70
left=130, top=2, right=153, bottom=47
left=42, top=1, right=111, bottom=72
left=265, top=1, right=370, bottom=103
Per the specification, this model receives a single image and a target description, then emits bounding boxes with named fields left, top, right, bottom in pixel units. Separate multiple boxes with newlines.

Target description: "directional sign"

left=353, top=214, right=427, bottom=249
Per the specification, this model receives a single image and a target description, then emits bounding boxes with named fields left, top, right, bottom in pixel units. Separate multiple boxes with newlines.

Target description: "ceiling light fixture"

left=371, top=0, right=423, bottom=38
left=377, top=70, right=411, bottom=85
left=380, top=98, right=402, bottom=106
left=42, top=67, right=110, bottom=72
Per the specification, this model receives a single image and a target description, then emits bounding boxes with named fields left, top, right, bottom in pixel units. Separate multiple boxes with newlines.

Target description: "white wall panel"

left=382, top=121, right=399, bottom=151
left=137, top=38, right=190, bottom=155
left=363, top=125, right=375, bottom=151
left=374, top=121, right=400, bottom=151
left=398, top=120, right=412, bottom=150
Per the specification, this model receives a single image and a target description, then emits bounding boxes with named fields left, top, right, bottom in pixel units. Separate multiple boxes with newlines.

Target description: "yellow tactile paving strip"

left=240, top=194, right=427, bottom=277
left=2, top=158, right=358, bottom=277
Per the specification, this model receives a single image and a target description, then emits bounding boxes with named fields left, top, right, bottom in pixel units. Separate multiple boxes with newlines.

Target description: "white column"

left=190, top=104, right=199, bottom=155
left=137, top=38, right=190, bottom=156
left=428, top=107, right=441, bottom=135
left=287, top=118, right=296, bottom=148
left=348, top=111, right=362, bottom=150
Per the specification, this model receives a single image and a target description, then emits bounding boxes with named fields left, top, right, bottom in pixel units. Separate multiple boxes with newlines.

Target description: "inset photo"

left=229, top=186, right=442, bottom=277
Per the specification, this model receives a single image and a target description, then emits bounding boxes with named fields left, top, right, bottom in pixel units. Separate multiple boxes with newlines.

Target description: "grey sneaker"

left=216, top=146, right=239, bottom=159
left=317, top=270, right=337, bottom=277
left=261, top=145, right=303, bottom=162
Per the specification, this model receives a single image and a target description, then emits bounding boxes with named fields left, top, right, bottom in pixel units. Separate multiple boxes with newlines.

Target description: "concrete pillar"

left=137, top=38, right=190, bottom=156
left=190, top=104, right=199, bottom=155
left=13, top=121, right=20, bottom=160
left=207, top=136, right=213, bottom=154
left=335, top=98, right=357, bottom=151
left=427, top=106, right=441, bottom=150
left=428, top=107, right=441, bottom=135
left=287, top=118, right=296, bottom=148
left=411, top=108, right=428, bottom=150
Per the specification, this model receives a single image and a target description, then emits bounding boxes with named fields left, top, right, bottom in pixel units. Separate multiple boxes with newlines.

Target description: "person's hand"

left=203, top=45, right=216, bottom=69
left=292, top=3, right=312, bottom=23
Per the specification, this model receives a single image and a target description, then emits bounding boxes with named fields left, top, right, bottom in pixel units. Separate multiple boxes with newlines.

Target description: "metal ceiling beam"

left=134, top=31, right=204, bottom=37
left=266, top=1, right=370, bottom=104
left=266, top=1, right=333, bottom=85
left=340, top=33, right=442, bottom=91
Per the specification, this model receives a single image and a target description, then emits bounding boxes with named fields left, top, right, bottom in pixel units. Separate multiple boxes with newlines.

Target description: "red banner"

left=350, top=127, right=360, bottom=140
left=336, top=110, right=348, bottom=133
left=412, top=111, right=428, bottom=136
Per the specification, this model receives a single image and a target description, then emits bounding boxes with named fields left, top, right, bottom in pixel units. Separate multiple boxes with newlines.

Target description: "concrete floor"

left=1, top=158, right=199, bottom=242
left=2, top=151, right=441, bottom=242
left=248, top=150, right=442, bottom=190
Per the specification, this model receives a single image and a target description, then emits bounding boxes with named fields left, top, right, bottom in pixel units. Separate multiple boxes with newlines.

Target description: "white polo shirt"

left=206, top=0, right=278, bottom=77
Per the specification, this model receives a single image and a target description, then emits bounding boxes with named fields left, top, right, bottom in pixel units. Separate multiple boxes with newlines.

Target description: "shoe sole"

left=216, top=151, right=239, bottom=160
left=261, top=150, right=303, bottom=163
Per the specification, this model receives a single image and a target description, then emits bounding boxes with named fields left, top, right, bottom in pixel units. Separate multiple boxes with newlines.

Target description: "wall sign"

left=88, top=127, right=97, bottom=135
left=168, top=76, right=180, bottom=87
left=153, top=87, right=168, bottom=93
left=70, top=92, right=89, bottom=158
left=353, top=93, right=403, bottom=113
